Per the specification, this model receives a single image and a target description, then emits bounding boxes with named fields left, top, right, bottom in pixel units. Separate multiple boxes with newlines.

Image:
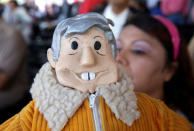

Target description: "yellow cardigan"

left=0, top=92, right=191, bottom=131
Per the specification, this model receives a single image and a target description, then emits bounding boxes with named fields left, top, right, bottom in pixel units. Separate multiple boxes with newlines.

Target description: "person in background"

left=161, top=0, right=189, bottom=24
left=146, top=0, right=160, bottom=10
left=92, top=0, right=149, bottom=39
left=96, top=0, right=130, bottom=39
left=78, top=0, right=104, bottom=14
left=3, top=0, right=32, bottom=43
left=0, top=4, right=29, bottom=123
left=116, top=13, right=194, bottom=124
left=44, top=4, right=61, bottom=21
left=147, top=0, right=163, bottom=16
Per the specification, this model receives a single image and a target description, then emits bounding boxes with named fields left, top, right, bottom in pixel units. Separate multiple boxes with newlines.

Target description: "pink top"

left=161, top=0, right=189, bottom=16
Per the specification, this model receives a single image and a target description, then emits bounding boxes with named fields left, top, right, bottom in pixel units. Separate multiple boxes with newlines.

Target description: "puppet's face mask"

left=48, top=27, right=118, bottom=93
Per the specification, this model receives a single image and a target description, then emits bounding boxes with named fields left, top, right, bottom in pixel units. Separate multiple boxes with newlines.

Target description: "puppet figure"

left=0, top=13, right=192, bottom=131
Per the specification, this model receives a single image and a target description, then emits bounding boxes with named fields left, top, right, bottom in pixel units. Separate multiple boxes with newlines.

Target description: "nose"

left=80, top=47, right=95, bottom=66
left=116, top=51, right=129, bottom=67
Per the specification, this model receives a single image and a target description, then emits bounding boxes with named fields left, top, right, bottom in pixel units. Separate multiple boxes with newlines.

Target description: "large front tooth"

left=81, top=72, right=96, bottom=81
left=81, top=72, right=89, bottom=81
left=89, top=72, right=95, bottom=80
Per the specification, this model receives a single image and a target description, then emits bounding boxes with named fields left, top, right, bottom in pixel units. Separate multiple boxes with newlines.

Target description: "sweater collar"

left=30, top=63, right=140, bottom=131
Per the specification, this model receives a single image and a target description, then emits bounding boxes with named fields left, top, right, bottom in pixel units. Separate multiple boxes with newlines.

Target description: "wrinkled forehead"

left=61, top=19, right=110, bottom=37
left=62, top=27, right=106, bottom=40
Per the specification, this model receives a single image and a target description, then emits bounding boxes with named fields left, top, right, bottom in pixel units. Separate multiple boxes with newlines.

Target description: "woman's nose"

left=80, top=47, right=95, bottom=66
left=116, top=51, right=129, bottom=67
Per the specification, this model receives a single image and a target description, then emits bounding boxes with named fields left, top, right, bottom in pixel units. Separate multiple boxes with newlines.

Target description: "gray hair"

left=51, top=12, right=117, bottom=61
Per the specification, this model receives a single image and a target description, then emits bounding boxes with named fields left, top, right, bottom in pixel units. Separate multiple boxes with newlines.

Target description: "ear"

left=47, top=48, right=56, bottom=68
left=163, top=61, right=178, bottom=82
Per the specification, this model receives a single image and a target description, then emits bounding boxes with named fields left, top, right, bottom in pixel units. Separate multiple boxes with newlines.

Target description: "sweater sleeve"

left=136, top=92, right=192, bottom=131
left=0, top=101, right=35, bottom=131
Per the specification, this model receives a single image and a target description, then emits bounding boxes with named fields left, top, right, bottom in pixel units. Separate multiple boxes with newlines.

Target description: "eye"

left=94, top=41, right=101, bottom=50
left=132, top=49, right=146, bottom=55
left=71, top=41, right=78, bottom=50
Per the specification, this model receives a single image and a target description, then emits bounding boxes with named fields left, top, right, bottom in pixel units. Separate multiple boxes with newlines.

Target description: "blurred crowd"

left=0, top=0, right=194, bottom=127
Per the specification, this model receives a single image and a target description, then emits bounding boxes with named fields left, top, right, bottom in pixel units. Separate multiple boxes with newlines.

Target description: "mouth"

left=70, top=70, right=108, bottom=82
left=81, top=72, right=95, bottom=81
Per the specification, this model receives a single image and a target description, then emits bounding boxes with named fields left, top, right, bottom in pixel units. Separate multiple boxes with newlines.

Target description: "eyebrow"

left=132, top=39, right=153, bottom=46
left=69, top=36, right=79, bottom=42
left=93, top=36, right=103, bottom=39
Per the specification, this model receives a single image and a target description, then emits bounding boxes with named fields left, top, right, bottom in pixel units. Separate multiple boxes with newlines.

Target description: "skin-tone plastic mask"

left=48, top=27, right=118, bottom=93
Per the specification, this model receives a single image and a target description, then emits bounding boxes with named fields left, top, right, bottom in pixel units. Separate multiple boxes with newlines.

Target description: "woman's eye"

left=71, top=41, right=78, bottom=50
left=132, top=49, right=146, bottom=55
left=94, top=41, right=101, bottom=50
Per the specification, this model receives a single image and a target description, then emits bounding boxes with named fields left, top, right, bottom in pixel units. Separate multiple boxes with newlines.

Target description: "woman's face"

left=116, top=25, right=174, bottom=99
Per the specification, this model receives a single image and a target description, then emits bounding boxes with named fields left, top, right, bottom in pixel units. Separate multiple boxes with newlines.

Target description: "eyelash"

left=131, top=48, right=146, bottom=55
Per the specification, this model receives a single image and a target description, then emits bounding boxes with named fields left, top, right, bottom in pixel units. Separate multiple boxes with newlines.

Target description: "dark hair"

left=124, top=13, right=194, bottom=123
